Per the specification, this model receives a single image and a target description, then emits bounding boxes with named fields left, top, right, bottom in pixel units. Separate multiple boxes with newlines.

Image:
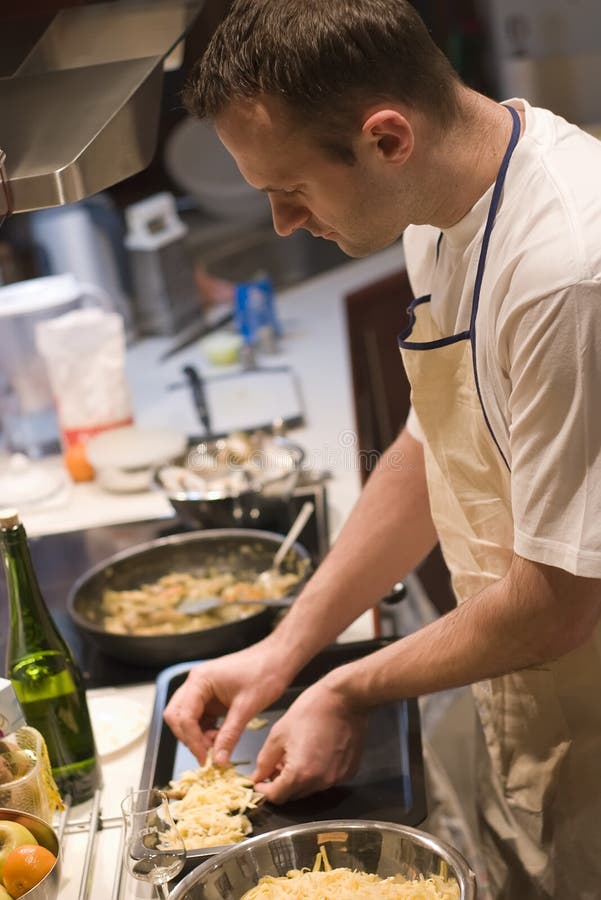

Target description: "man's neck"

left=415, top=90, right=523, bottom=230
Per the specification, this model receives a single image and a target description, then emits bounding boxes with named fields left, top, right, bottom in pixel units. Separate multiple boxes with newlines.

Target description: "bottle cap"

left=0, top=509, right=20, bottom=528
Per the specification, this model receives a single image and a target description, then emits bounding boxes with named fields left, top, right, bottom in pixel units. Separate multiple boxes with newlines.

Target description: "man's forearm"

left=325, top=554, right=601, bottom=706
left=267, top=427, right=438, bottom=677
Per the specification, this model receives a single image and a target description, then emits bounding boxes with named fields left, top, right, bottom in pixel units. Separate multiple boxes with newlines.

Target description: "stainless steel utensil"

left=178, top=501, right=314, bottom=615
left=154, top=433, right=305, bottom=530
left=168, top=820, right=478, bottom=900
left=178, top=595, right=295, bottom=615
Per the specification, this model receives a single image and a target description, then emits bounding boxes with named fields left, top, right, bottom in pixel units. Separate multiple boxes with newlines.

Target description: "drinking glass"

left=121, top=788, right=186, bottom=898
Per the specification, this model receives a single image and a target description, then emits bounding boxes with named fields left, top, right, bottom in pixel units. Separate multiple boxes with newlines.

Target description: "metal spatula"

left=178, top=501, right=314, bottom=616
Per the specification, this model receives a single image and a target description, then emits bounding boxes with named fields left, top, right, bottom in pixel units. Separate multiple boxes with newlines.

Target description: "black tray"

left=140, top=640, right=426, bottom=870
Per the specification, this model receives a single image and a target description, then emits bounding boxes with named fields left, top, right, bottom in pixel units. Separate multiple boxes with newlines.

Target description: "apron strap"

left=470, top=106, right=521, bottom=332
left=468, top=105, right=521, bottom=471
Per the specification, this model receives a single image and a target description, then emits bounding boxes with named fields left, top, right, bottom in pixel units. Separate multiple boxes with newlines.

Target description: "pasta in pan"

left=102, top=569, right=300, bottom=636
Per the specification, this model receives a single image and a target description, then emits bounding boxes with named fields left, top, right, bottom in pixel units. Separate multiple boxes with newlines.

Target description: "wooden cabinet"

left=344, top=265, right=456, bottom=616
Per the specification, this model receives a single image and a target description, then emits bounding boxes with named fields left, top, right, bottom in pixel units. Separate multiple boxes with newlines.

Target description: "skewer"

left=77, top=788, right=103, bottom=900
left=110, top=809, right=128, bottom=900
left=56, top=793, right=72, bottom=843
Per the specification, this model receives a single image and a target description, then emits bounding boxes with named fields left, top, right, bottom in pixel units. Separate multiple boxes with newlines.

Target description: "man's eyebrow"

left=257, top=185, right=301, bottom=193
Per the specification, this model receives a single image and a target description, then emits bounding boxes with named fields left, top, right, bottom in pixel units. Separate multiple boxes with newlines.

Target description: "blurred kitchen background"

left=2, top=0, right=600, bottom=308
left=3, top=0, right=600, bottom=289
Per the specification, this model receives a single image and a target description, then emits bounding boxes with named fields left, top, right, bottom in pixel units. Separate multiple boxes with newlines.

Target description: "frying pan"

left=66, top=529, right=310, bottom=667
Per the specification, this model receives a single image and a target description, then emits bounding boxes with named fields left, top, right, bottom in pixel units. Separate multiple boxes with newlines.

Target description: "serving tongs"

left=178, top=501, right=314, bottom=616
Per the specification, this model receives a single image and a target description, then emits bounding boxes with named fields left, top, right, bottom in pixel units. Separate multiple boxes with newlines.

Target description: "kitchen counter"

left=59, top=682, right=157, bottom=900
left=20, top=242, right=405, bottom=541
left=5, top=243, right=412, bottom=899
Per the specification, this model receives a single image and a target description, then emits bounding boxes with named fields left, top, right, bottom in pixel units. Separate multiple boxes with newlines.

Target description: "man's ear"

left=361, top=109, right=414, bottom=165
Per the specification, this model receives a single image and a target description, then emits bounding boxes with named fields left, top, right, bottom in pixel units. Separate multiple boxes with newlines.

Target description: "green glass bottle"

left=0, top=508, right=101, bottom=804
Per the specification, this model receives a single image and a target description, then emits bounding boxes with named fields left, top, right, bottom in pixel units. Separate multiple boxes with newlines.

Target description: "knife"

left=182, top=364, right=212, bottom=435
left=159, top=311, right=234, bottom=361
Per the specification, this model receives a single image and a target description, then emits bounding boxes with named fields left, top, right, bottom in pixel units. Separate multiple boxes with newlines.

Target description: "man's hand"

left=163, top=639, right=290, bottom=765
left=251, top=679, right=368, bottom=803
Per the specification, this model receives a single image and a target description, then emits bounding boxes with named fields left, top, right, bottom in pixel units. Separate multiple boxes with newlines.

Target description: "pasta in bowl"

left=168, top=820, right=477, bottom=900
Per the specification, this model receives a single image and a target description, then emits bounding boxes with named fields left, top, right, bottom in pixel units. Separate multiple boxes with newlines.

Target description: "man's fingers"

left=213, top=698, right=256, bottom=766
left=163, top=680, right=214, bottom=762
left=254, top=761, right=318, bottom=804
left=252, top=732, right=284, bottom=784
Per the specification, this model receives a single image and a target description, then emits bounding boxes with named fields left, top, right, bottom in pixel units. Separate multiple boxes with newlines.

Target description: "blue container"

left=235, top=276, right=282, bottom=345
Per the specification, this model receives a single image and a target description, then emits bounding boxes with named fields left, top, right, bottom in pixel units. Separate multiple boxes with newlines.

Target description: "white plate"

left=88, top=695, right=149, bottom=759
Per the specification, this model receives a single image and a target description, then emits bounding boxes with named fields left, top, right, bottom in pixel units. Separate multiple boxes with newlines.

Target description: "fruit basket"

left=0, top=729, right=61, bottom=826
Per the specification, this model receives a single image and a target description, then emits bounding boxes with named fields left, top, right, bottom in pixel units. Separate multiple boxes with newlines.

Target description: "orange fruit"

left=2, top=844, right=57, bottom=898
left=64, top=443, right=95, bottom=482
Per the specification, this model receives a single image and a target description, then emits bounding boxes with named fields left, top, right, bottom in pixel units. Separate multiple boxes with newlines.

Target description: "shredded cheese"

left=246, top=717, right=269, bottom=731
left=240, top=847, right=461, bottom=899
left=166, top=754, right=264, bottom=849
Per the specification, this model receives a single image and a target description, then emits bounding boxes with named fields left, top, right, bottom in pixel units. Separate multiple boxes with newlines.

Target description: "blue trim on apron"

left=398, top=106, right=521, bottom=469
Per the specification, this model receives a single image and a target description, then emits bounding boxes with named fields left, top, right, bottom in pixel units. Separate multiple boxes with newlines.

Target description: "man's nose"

left=269, top=196, right=310, bottom=237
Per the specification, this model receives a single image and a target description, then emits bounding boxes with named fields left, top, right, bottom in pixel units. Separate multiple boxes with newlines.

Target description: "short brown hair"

left=184, top=0, right=462, bottom=162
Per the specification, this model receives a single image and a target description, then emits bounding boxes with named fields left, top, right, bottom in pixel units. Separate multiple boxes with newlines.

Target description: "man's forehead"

left=216, top=96, right=295, bottom=141
left=215, top=97, right=315, bottom=186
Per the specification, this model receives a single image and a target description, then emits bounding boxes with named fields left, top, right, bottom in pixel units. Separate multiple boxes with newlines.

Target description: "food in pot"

left=101, top=569, right=301, bottom=636
left=158, top=431, right=299, bottom=498
left=164, top=754, right=264, bottom=849
left=239, top=847, right=460, bottom=899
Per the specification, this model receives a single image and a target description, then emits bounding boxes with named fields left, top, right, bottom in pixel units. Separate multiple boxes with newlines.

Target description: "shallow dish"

left=87, top=426, right=187, bottom=494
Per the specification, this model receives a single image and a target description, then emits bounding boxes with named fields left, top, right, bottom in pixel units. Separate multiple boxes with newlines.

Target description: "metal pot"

left=154, top=434, right=305, bottom=529
left=0, top=808, right=61, bottom=900
left=66, top=529, right=310, bottom=667
left=169, top=820, right=477, bottom=899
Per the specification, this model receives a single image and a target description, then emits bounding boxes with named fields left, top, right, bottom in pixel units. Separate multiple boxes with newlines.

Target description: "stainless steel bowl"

left=0, top=808, right=61, bottom=900
left=169, top=820, right=477, bottom=899
left=154, top=434, right=304, bottom=529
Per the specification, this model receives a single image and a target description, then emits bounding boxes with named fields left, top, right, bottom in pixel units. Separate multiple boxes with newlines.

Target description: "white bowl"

left=86, top=426, right=187, bottom=493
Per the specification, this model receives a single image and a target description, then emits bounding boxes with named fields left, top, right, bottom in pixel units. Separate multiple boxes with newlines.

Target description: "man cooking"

left=163, top=1, right=601, bottom=896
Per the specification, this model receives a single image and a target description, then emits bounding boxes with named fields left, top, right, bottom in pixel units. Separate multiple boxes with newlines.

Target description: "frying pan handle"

left=380, top=582, right=407, bottom=606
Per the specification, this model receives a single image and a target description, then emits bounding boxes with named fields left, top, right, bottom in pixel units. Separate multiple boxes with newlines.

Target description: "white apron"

left=399, top=106, right=601, bottom=898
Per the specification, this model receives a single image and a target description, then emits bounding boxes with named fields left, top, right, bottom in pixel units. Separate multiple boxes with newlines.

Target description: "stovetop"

left=0, top=485, right=329, bottom=689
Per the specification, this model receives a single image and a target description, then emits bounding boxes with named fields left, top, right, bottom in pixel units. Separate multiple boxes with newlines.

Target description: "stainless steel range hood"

left=0, top=0, right=204, bottom=217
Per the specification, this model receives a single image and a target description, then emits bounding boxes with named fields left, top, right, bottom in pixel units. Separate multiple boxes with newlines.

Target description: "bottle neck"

left=1, top=523, right=67, bottom=664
